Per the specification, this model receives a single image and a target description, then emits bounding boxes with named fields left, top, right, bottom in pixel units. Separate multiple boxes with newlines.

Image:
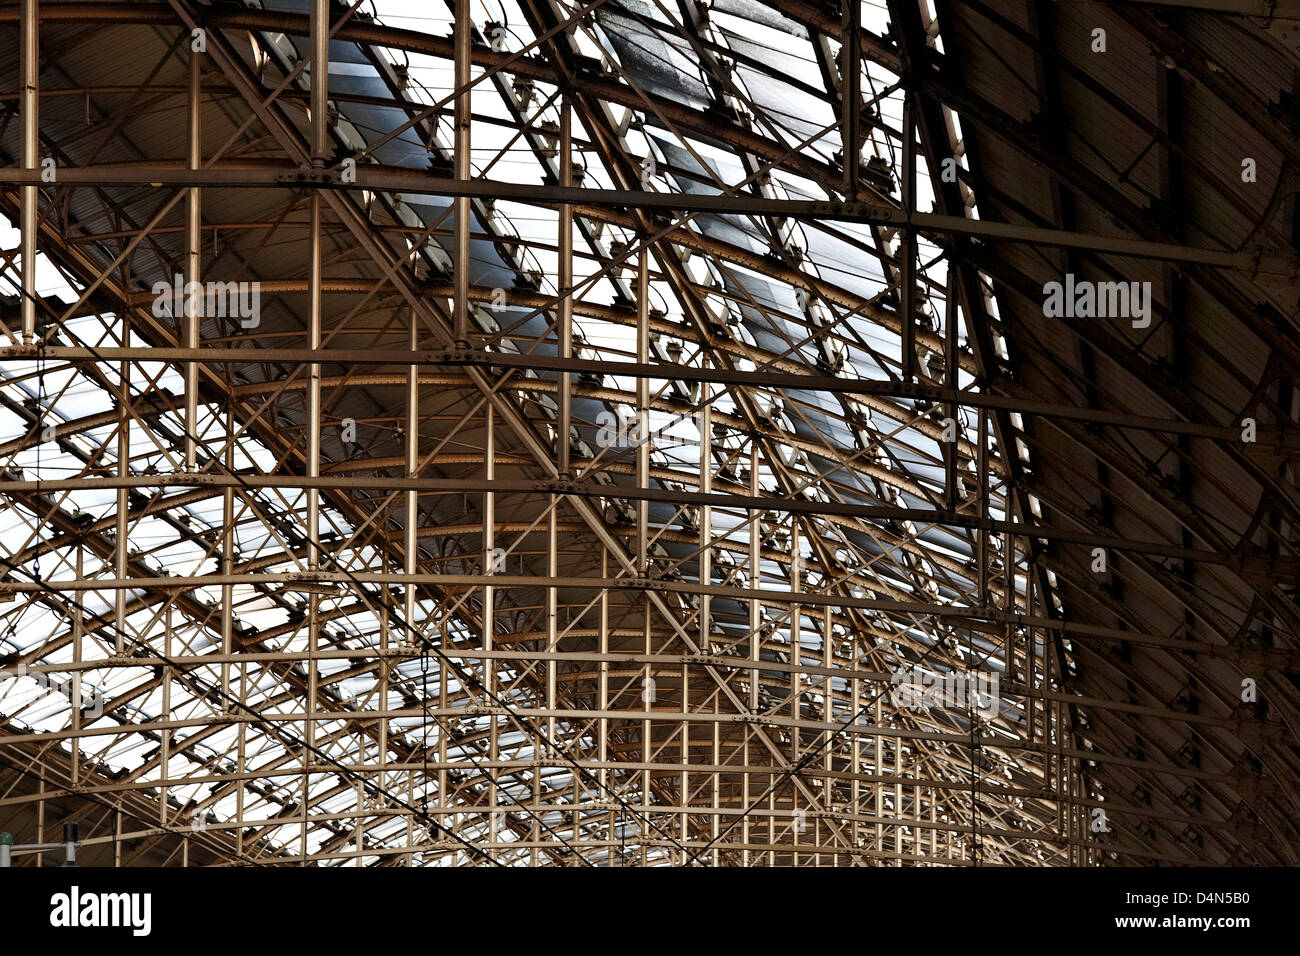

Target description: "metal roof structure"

left=0, top=0, right=1296, bottom=866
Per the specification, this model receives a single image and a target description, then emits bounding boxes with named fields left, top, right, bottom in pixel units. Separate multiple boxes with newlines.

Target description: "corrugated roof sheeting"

left=0, top=0, right=1293, bottom=866
left=940, top=0, right=1299, bottom=863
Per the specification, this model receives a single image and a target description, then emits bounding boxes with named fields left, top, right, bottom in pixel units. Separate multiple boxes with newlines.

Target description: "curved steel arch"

left=0, top=0, right=1295, bottom=866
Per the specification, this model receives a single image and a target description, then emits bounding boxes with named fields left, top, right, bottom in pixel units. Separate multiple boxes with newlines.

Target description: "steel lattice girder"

left=0, top=0, right=1294, bottom=868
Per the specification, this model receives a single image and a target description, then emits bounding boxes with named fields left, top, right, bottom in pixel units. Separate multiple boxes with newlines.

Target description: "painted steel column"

left=741, top=736, right=750, bottom=867
left=636, top=246, right=649, bottom=571
left=305, top=194, right=322, bottom=855
left=748, top=443, right=760, bottom=712
left=841, top=0, right=860, bottom=194
left=557, top=92, right=573, bottom=476
left=307, top=0, right=326, bottom=566
left=184, top=46, right=201, bottom=471
left=452, top=0, right=472, bottom=346
left=311, top=0, right=330, bottom=164
left=944, top=267, right=958, bottom=510
left=306, top=0, right=326, bottom=834
left=114, top=328, right=128, bottom=656
left=160, top=610, right=171, bottom=825
left=635, top=241, right=652, bottom=862
left=306, top=193, right=323, bottom=570
left=894, top=731, right=902, bottom=862
left=221, top=403, right=233, bottom=709
left=822, top=606, right=833, bottom=855
left=900, top=95, right=917, bottom=382
left=680, top=614, right=690, bottom=860
left=20, top=0, right=38, bottom=345
left=598, top=547, right=609, bottom=805
left=483, top=404, right=497, bottom=847
left=71, top=548, right=82, bottom=783
left=789, top=521, right=800, bottom=734
left=698, top=383, right=711, bottom=645
left=546, top=495, right=558, bottom=746
left=406, top=311, right=419, bottom=647
left=851, top=671, right=861, bottom=856
left=438, top=618, right=448, bottom=830
left=236, top=665, right=246, bottom=858
left=977, top=407, right=988, bottom=606
left=482, top=404, right=494, bottom=663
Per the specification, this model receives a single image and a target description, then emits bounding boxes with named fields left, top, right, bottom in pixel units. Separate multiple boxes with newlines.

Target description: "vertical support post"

left=406, top=310, right=420, bottom=648
left=680, top=654, right=689, bottom=861
left=184, top=44, right=201, bottom=471
left=767, top=788, right=775, bottom=866
left=636, top=245, right=650, bottom=571
left=789, top=522, right=800, bottom=733
left=483, top=403, right=496, bottom=843
left=307, top=195, right=323, bottom=565
left=20, top=0, right=38, bottom=345
left=748, top=444, right=760, bottom=713
left=62, top=821, right=77, bottom=867
left=160, top=609, right=171, bottom=825
left=557, top=92, right=573, bottom=476
left=438, top=617, right=448, bottom=827
left=72, top=547, right=82, bottom=781
left=711, top=720, right=720, bottom=866
left=977, top=407, right=988, bottom=606
left=641, top=606, right=651, bottom=851
left=598, top=546, right=609, bottom=794
left=851, top=671, right=860, bottom=857
left=944, top=269, right=958, bottom=510
left=741, top=730, right=750, bottom=867
left=840, top=0, right=860, bottom=194
left=311, top=0, right=330, bottom=165
left=307, top=0, right=326, bottom=565
left=453, top=0, right=472, bottom=346
left=822, top=607, right=833, bottom=860
left=894, top=730, right=902, bottom=862
left=874, top=693, right=882, bottom=855
left=698, top=381, right=713, bottom=867
left=353, top=780, right=363, bottom=866
left=305, top=0, right=325, bottom=853
left=236, top=664, right=246, bottom=858
left=114, top=329, right=128, bottom=656
left=900, top=96, right=916, bottom=382
left=546, top=495, right=558, bottom=748
left=698, top=383, right=711, bottom=647
left=304, top=198, right=321, bottom=859
left=929, top=783, right=937, bottom=859
left=36, top=779, right=43, bottom=867
left=221, top=402, right=233, bottom=708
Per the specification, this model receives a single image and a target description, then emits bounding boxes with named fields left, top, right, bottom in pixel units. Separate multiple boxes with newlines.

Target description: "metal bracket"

left=684, top=654, right=732, bottom=668
left=276, top=167, right=339, bottom=186
left=624, top=575, right=666, bottom=591
left=434, top=347, right=486, bottom=364
left=536, top=478, right=582, bottom=495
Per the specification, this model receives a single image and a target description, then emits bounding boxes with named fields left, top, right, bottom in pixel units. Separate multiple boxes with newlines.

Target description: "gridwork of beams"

left=0, top=0, right=1296, bottom=867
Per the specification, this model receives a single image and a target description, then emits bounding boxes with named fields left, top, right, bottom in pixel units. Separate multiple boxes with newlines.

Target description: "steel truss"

left=0, top=0, right=1295, bottom=866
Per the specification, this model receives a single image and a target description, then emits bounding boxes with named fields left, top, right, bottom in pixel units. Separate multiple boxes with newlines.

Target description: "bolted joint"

left=276, top=167, right=339, bottom=186
left=435, top=347, right=486, bottom=365
left=536, top=478, right=581, bottom=495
